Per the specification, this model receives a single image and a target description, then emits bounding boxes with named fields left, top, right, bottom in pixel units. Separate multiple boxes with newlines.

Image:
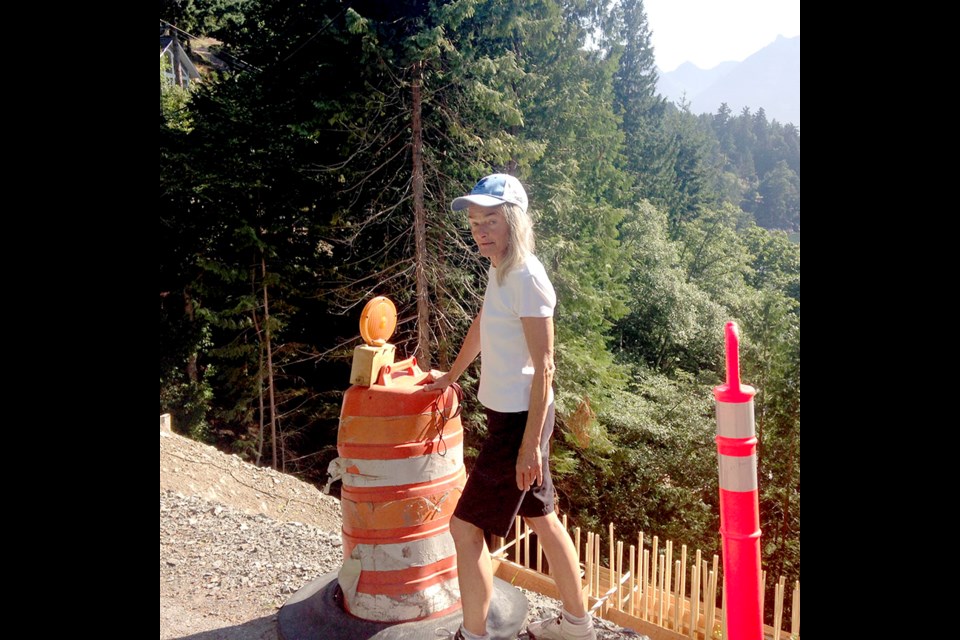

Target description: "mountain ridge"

left=658, top=35, right=800, bottom=126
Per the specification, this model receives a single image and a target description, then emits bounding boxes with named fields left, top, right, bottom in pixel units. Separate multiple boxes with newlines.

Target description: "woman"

left=424, top=174, right=596, bottom=640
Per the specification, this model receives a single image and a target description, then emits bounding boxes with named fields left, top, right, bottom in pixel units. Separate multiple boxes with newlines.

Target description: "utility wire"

left=281, top=8, right=347, bottom=63
left=161, top=5, right=347, bottom=72
left=160, top=17, right=261, bottom=72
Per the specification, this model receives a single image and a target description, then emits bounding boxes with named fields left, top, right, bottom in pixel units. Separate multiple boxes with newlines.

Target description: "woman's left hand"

left=422, top=370, right=453, bottom=392
left=516, top=442, right=543, bottom=491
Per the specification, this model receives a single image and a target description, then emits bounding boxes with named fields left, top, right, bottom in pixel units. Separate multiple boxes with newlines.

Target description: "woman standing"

left=425, top=174, right=596, bottom=640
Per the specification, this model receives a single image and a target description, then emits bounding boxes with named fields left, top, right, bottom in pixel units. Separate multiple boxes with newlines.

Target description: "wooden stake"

left=791, top=580, right=800, bottom=638
left=585, top=532, right=593, bottom=597
left=651, top=536, right=659, bottom=620
left=673, top=559, right=682, bottom=631
left=586, top=532, right=593, bottom=599
left=575, top=527, right=581, bottom=568
left=707, top=554, right=719, bottom=639
left=594, top=531, right=601, bottom=603
left=603, top=522, right=617, bottom=611
left=616, top=540, right=624, bottom=611
left=642, top=548, right=650, bottom=620
left=657, top=554, right=665, bottom=625
left=490, top=536, right=517, bottom=558
left=515, top=516, right=522, bottom=565
left=629, top=545, right=636, bottom=617
left=721, top=577, right=727, bottom=640
left=705, top=569, right=716, bottom=640
left=664, top=540, right=673, bottom=627
left=679, top=544, right=687, bottom=633
left=760, top=569, right=766, bottom=627
left=701, top=558, right=709, bottom=619
left=773, top=575, right=785, bottom=640
left=608, top=523, right=615, bottom=613
left=524, top=520, right=531, bottom=569
left=665, top=541, right=673, bottom=602
left=638, top=532, right=645, bottom=615
left=689, top=559, right=700, bottom=640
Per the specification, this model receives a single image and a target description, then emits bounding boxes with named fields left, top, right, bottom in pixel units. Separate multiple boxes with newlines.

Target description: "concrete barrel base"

left=279, top=572, right=528, bottom=640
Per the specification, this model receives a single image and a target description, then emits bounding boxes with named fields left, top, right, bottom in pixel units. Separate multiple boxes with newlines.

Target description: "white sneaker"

left=435, top=626, right=489, bottom=640
left=526, top=612, right=596, bottom=640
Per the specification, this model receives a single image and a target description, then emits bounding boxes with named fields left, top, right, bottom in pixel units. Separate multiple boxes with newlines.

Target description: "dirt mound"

left=160, top=428, right=341, bottom=529
left=160, top=428, right=343, bottom=640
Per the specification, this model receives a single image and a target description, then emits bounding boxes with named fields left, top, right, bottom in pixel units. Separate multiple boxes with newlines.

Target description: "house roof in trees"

left=160, top=34, right=201, bottom=82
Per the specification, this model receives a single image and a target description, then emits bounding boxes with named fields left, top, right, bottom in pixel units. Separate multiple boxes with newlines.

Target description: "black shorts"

left=453, top=403, right=556, bottom=538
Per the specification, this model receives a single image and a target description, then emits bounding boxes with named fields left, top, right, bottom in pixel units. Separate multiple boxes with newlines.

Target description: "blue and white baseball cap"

left=451, top=173, right=528, bottom=214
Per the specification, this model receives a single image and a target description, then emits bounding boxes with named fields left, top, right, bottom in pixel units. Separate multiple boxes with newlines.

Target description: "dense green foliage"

left=161, top=0, right=253, bottom=39
left=160, top=0, right=799, bottom=626
left=706, top=104, right=801, bottom=231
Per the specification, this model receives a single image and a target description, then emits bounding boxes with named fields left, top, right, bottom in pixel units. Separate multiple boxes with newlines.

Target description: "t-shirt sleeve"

left=515, top=269, right=556, bottom=318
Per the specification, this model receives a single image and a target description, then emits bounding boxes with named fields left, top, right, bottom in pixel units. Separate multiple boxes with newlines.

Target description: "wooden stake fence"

left=490, top=514, right=800, bottom=640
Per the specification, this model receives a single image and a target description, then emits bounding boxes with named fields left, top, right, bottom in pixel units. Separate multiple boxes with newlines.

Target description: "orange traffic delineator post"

left=712, top=322, right=762, bottom=640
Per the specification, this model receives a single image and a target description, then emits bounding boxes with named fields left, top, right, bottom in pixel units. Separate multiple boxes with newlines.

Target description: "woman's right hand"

left=422, top=370, right=454, bottom=392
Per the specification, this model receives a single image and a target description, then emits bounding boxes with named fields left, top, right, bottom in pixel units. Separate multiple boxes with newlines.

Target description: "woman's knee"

left=450, top=516, right=484, bottom=546
left=524, top=512, right=561, bottom=537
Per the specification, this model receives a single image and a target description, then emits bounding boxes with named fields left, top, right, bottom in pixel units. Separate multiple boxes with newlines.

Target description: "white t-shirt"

left=478, top=255, right=557, bottom=413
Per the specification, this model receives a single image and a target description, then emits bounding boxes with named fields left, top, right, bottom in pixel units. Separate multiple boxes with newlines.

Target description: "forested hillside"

left=160, top=0, right=799, bottom=625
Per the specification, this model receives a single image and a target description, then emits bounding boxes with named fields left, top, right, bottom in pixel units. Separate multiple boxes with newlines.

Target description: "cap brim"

left=451, top=194, right=505, bottom=211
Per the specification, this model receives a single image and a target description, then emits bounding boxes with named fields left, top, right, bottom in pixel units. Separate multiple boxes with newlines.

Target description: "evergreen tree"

left=160, top=0, right=252, bottom=38
left=159, top=2, right=801, bottom=610
left=659, top=102, right=720, bottom=234
left=703, top=106, right=800, bottom=232
left=614, top=200, right=726, bottom=374
left=160, top=0, right=354, bottom=468
left=755, top=161, right=800, bottom=230
left=739, top=226, right=800, bottom=621
left=610, top=0, right=675, bottom=211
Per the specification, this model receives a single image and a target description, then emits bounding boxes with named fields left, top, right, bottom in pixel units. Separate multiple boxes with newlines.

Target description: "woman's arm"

left=516, top=316, right=555, bottom=491
left=423, top=310, right=482, bottom=392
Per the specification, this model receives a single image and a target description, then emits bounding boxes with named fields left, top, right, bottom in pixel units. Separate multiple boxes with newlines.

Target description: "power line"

left=281, top=8, right=347, bottom=63
left=159, top=18, right=260, bottom=72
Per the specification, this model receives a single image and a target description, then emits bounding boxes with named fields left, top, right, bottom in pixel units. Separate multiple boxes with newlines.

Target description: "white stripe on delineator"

left=716, top=401, right=756, bottom=439
left=341, top=444, right=463, bottom=488
left=718, top=452, right=758, bottom=492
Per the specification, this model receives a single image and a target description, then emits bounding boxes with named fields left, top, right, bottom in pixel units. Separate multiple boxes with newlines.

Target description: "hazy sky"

left=643, top=0, right=800, bottom=72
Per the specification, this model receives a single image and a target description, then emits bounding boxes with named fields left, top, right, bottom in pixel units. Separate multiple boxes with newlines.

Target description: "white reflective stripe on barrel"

left=350, top=534, right=457, bottom=572
left=718, top=452, right=758, bottom=492
left=715, top=401, right=756, bottom=438
left=348, top=578, right=461, bottom=622
left=341, top=443, right=463, bottom=487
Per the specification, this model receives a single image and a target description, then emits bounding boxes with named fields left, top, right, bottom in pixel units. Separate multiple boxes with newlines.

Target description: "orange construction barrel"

left=333, top=356, right=465, bottom=622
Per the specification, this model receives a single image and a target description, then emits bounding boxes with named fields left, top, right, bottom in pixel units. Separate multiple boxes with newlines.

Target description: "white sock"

left=562, top=609, right=593, bottom=627
left=459, top=625, right=490, bottom=640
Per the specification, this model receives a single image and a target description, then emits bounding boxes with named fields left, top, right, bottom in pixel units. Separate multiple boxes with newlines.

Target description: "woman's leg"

left=450, top=515, right=494, bottom=635
left=525, top=512, right=586, bottom=617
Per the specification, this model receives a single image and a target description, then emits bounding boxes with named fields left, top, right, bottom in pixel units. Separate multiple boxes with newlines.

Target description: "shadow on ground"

left=171, top=616, right=277, bottom=640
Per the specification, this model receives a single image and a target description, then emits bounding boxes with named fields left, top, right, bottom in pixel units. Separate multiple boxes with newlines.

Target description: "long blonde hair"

left=495, top=202, right=536, bottom=284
